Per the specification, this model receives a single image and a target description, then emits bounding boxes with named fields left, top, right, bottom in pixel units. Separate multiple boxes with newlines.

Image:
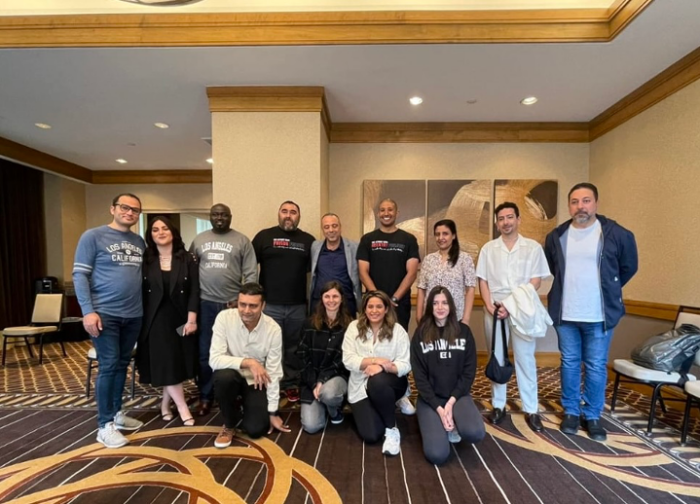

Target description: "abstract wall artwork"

left=426, top=180, right=491, bottom=262
left=493, top=179, right=558, bottom=246
left=362, top=180, right=427, bottom=258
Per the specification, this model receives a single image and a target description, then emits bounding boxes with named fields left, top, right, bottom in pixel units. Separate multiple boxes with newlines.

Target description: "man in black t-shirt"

left=357, top=198, right=420, bottom=330
left=252, top=201, right=315, bottom=403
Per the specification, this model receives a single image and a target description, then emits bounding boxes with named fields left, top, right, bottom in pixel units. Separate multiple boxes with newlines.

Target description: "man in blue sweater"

left=545, top=183, right=638, bottom=442
left=73, top=193, right=146, bottom=448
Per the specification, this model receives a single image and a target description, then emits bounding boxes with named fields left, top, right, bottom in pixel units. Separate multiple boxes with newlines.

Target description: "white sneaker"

left=447, top=429, right=462, bottom=444
left=382, top=427, right=401, bottom=456
left=396, top=396, right=416, bottom=416
left=97, top=422, right=129, bottom=448
left=114, top=410, right=143, bottom=431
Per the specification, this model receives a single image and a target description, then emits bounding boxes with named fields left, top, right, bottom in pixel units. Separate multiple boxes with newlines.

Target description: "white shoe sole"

left=114, top=421, right=143, bottom=431
left=214, top=440, right=232, bottom=449
left=96, top=435, right=129, bottom=449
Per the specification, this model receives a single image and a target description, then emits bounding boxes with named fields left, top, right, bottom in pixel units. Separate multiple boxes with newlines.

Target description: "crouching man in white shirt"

left=210, top=282, right=291, bottom=448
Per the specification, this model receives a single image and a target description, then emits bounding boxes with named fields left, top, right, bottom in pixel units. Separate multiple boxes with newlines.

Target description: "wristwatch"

left=391, top=296, right=399, bottom=304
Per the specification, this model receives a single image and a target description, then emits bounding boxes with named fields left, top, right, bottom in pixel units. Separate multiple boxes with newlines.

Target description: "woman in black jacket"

left=296, top=281, right=352, bottom=434
left=138, top=215, right=199, bottom=426
left=411, top=286, right=485, bottom=465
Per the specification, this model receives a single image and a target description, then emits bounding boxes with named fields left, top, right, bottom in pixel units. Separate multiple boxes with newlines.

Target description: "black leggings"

left=350, top=372, right=408, bottom=443
left=214, top=369, right=269, bottom=438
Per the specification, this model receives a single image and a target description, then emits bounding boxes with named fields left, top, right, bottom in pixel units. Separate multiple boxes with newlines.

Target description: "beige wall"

left=330, top=142, right=590, bottom=242
left=590, top=78, right=700, bottom=307
left=43, top=173, right=86, bottom=284
left=330, top=142, right=589, bottom=350
left=211, top=112, right=325, bottom=240
left=84, top=183, right=213, bottom=230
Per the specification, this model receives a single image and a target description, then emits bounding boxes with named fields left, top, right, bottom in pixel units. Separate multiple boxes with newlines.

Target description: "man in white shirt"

left=477, top=202, right=551, bottom=432
left=545, top=183, right=638, bottom=442
left=210, top=282, right=291, bottom=448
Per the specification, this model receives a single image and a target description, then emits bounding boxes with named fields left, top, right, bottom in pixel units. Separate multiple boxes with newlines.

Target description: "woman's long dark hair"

left=434, top=219, right=460, bottom=268
left=144, top=215, right=186, bottom=263
left=416, top=286, right=460, bottom=345
left=311, top=281, right=352, bottom=330
left=356, top=290, right=397, bottom=342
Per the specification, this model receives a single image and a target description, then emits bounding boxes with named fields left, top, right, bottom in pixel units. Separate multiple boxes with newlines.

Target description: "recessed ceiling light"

left=206, top=158, right=213, bottom=164
left=35, top=123, right=52, bottom=129
left=409, top=96, right=423, bottom=106
left=466, top=100, right=478, bottom=105
left=116, top=158, right=128, bottom=164
left=521, top=96, right=538, bottom=105
left=154, top=122, right=169, bottom=129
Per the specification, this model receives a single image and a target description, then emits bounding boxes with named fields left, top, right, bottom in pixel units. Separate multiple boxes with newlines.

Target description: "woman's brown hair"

left=310, top=281, right=352, bottom=330
left=356, top=290, right=397, bottom=342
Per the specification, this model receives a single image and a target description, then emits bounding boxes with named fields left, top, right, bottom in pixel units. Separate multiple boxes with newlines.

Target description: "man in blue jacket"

left=545, top=183, right=638, bottom=442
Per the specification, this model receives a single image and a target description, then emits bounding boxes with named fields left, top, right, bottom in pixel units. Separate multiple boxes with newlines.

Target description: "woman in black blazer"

left=138, top=215, right=199, bottom=426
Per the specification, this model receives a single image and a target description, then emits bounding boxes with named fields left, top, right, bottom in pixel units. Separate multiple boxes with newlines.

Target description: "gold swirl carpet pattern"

left=3, top=341, right=700, bottom=502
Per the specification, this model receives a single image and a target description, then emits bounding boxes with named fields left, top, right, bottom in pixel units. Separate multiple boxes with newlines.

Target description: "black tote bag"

left=484, top=307, right=514, bottom=384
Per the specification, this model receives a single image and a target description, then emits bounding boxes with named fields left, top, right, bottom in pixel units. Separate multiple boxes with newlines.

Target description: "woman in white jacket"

left=342, top=290, right=411, bottom=456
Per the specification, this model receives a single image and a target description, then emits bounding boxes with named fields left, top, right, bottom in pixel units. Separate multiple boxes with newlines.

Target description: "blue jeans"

left=92, top=314, right=141, bottom=427
left=198, top=300, right=229, bottom=401
left=263, top=303, right=307, bottom=391
left=555, top=321, right=613, bottom=420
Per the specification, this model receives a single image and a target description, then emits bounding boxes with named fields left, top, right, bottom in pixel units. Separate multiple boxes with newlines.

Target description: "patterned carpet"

left=2, top=341, right=700, bottom=503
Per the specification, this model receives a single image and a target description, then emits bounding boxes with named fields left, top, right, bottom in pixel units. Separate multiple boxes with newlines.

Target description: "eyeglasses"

left=114, top=203, right=142, bottom=215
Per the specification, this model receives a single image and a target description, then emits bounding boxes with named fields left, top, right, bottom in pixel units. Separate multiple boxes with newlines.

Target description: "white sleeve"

left=342, top=322, right=364, bottom=372
left=392, top=325, right=412, bottom=377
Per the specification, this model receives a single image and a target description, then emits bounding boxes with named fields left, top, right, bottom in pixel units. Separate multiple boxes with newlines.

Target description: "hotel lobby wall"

left=43, top=173, right=86, bottom=284
left=329, top=142, right=589, bottom=352
left=211, top=112, right=326, bottom=240
left=590, top=78, right=700, bottom=308
left=84, top=183, right=213, bottom=230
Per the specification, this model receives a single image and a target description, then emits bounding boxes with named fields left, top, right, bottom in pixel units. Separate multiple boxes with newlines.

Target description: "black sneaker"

left=582, top=418, right=607, bottom=442
left=329, top=410, right=344, bottom=425
left=560, top=414, right=580, bottom=435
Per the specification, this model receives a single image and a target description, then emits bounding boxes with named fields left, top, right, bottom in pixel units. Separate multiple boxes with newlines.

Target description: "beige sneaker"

left=215, top=426, right=235, bottom=449
left=97, top=422, right=129, bottom=448
left=114, top=410, right=143, bottom=431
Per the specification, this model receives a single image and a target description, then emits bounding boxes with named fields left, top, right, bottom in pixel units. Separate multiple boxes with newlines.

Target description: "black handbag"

left=484, top=307, right=514, bottom=384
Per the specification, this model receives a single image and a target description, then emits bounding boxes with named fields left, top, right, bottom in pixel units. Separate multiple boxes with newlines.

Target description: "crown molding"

left=589, top=45, right=700, bottom=140
left=207, top=86, right=330, bottom=140
left=331, top=122, right=590, bottom=143
left=91, top=169, right=212, bottom=184
left=0, top=1, right=653, bottom=48
left=0, top=136, right=92, bottom=183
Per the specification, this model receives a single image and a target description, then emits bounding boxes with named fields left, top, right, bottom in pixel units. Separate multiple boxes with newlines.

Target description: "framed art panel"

left=426, top=179, right=491, bottom=262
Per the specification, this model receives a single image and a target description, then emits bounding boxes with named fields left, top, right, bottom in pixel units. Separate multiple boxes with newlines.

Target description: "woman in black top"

left=410, top=286, right=485, bottom=465
left=138, top=216, right=199, bottom=426
left=297, top=281, right=351, bottom=434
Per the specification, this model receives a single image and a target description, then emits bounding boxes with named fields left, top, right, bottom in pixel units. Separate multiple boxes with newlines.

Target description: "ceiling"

left=0, top=0, right=699, bottom=173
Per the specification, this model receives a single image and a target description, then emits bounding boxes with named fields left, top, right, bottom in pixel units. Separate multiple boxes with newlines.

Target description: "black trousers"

left=350, top=372, right=408, bottom=443
left=395, top=296, right=411, bottom=331
left=213, top=369, right=269, bottom=438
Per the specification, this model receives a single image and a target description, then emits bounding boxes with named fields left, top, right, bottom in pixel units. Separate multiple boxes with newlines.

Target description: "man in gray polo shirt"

left=189, top=203, right=257, bottom=416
